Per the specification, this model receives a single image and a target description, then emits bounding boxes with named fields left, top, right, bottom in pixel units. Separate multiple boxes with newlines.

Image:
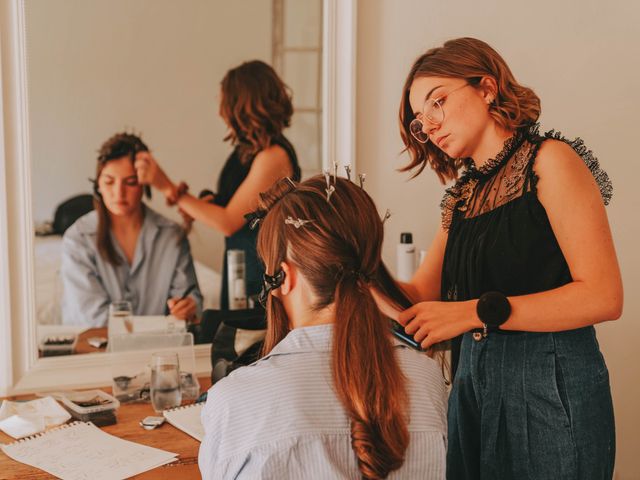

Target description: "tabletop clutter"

left=0, top=303, right=207, bottom=479
left=0, top=350, right=204, bottom=479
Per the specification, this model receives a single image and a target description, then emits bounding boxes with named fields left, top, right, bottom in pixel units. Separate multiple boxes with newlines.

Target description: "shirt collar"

left=263, top=324, right=334, bottom=359
left=262, top=323, right=408, bottom=360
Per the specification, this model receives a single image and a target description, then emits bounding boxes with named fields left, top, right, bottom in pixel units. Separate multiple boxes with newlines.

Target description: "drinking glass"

left=108, top=300, right=132, bottom=335
left=150, top=352, right=182, bottom=412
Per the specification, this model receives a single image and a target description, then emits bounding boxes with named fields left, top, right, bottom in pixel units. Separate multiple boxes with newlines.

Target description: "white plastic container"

left=396, top=232, right=416, bottom=282
left=227, top=249, right=248, bottom=310
left=57, top=389, right=120, bottom=426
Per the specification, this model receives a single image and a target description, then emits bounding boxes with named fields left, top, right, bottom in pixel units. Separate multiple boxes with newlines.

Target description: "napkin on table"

left=0, top=396, right=71, bottom=439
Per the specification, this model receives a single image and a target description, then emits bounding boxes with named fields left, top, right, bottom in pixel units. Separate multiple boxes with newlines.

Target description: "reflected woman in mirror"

left=135, top=60, right=300, bottom=309
left=378, top=37, right=621, bottom=479
left=198, top=177, right=447, bottom=479
left=61, top=133, right=202, bottom=327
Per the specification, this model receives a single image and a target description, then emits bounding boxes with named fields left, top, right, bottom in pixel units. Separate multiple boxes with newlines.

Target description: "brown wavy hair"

left=220, top=60, right=293, bottom=162
left=399, top=37, right=541, bottom=183
left=257, top=176, right=415, bottom=479
left=94, top=132, right=149, bottom=265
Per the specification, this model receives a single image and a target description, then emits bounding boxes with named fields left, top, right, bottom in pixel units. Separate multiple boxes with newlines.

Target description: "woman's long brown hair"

left=257, top=176, right=413, bottom=479
left=219, top=60, right=293, bottom=162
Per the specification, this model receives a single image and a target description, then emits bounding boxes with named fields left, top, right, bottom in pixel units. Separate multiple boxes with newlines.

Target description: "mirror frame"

left=0, top=0, right=357, bottom=395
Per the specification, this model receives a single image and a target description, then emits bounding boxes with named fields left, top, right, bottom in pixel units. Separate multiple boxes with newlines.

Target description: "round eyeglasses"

left=409, top=83, right=470, bottom=144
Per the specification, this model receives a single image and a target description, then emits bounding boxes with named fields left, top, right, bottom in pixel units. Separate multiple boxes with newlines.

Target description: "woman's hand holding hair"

left=134, top=151, right=175, bottom=199
left=398, top=300, right=481, bottom=350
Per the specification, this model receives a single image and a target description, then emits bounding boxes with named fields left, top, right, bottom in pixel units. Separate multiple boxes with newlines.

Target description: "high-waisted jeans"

left=447, top=326, right=615, bottom=480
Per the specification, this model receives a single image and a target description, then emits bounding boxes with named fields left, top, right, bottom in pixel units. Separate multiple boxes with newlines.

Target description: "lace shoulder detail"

left=440, top=173, right=476, bottom=231
left=527, top=127, right=613, bottom=205
left=440, top=137, right=536, bottom=230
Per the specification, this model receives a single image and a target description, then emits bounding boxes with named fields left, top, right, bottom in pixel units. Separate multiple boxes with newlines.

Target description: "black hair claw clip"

left=258, top=270, right=286, bottom=307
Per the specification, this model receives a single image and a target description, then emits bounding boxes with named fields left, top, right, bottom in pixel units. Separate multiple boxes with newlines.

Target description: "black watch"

left=476, top=291, right=511, bottom=333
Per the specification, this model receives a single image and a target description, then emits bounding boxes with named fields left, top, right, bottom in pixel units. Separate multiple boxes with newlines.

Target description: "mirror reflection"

left=29, top=0, right=323, bottom=357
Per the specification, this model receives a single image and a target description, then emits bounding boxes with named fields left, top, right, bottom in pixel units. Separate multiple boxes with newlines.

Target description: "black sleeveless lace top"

left=440, top=125, right=613, bottom=371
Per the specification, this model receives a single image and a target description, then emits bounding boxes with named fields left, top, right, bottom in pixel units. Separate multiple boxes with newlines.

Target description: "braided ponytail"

left=333, top=274, right=409, bottom=479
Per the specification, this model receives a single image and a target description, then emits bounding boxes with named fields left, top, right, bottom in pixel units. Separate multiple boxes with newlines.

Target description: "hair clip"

left=381, top=209, right=391, bottom=224
left=258, top=270, right=286, bottom=307
left=285, top=216, right=313, bottom=228
left=284, top=177, right=297, bottom=191
left=358, top=173, right=367, bottom=189
left=325, top=184, right=336, bottom=203
left=244, top=208, right=267, bottom=230
left=323, top=169, right=331, bottom=189
left=332, top=161, right=339, bottom=184
left=344, top=164, right=352, bottom=181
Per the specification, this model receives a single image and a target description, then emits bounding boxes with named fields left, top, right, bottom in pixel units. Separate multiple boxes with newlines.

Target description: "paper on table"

left=1, top=421, right=178, bottom=480
left=0, top=396, right=71, bottom=439
left=163, top=403, right=205, bottom=442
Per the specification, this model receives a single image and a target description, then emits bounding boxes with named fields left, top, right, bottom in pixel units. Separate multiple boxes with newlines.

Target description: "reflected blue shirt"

left=61, top=206, right=202, bottom=327
left=199, top=324, right=447, bottom=479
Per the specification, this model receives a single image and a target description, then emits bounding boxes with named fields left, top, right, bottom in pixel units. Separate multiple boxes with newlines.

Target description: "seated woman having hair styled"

left=198, top=176, right=447, bottom=479
left=61, top=132, right=202, bottom=327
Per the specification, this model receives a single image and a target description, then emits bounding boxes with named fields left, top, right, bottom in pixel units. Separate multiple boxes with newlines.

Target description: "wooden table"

left=0, top=378, right=212, bottom=479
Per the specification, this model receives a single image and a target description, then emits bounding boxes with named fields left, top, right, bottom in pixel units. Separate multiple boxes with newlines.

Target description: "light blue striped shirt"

left=61, top=206, right=202, bottom=326
left=199, top=324, right=447, bottom=479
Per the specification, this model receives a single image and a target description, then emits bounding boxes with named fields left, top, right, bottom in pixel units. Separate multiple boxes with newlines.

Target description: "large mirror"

left=0, top=0, right=356, bottom=392
left=28, top=0, right=323, bottom=354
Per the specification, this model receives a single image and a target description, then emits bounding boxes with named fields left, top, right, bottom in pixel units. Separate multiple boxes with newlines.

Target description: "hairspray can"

left=397, top=232, right=416, bottom=282
left=227, top=249, right=247, bottom=310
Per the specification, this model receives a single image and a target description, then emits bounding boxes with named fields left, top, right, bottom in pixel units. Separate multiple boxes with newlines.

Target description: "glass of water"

left=150, top=352, right=182, bottom=412
left=108, top=300, right=132, bottom=336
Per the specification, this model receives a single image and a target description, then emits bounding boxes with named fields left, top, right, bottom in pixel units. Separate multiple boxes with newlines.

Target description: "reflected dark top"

left=214, top=135, right=300, bottom=309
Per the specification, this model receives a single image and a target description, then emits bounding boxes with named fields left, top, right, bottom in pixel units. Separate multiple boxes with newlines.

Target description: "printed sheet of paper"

left=1, top=421, right=177, bottom=480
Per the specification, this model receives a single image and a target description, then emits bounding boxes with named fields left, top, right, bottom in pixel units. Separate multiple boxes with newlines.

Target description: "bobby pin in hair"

left=332, top=160, right=339, bottom=184
left=358, top=173, right=367, bottom=189
left=344, top=164, right=352, bottom=181
left=381, top=209, right=391, bottom=224
left=284, top=216, right=313, bottom=228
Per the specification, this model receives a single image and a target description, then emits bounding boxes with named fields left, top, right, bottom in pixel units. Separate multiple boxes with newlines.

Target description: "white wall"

left=25, top=0, right=273, bottom=271
left=357, top=1, right=640, bottom=478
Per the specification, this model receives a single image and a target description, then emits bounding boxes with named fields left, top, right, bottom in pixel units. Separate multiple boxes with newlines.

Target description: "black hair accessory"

left=350, top=269, right=372, bottom=284
left=258, top=270, right=286, bottom=307
left=245, top=208, right=267, bottom=230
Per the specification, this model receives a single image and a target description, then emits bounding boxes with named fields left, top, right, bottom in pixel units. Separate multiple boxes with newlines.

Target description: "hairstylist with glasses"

left=374, top=37, right=622, bottom=479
